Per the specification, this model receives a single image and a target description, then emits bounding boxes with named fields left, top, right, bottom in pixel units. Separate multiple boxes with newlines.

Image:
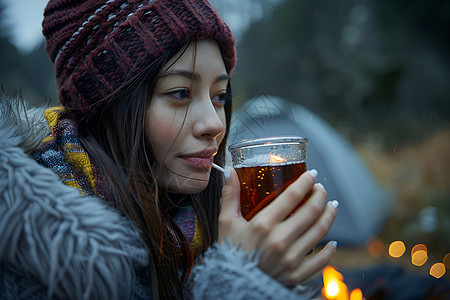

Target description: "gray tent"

left=227, top=95, right=391, bottom=247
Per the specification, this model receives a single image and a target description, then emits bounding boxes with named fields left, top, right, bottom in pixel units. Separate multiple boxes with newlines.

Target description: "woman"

left=0, top=0, right=338, bottom=299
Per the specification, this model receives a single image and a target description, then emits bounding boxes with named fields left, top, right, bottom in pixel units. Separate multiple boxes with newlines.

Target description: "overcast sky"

left=1, top=0, right=48, bottom=53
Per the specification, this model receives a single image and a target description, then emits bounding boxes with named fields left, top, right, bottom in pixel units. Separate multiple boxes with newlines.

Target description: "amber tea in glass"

left=228, top=137, right=308, bottom=221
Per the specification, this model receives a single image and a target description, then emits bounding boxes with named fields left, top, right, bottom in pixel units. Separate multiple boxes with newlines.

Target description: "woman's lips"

left=180, top=156, right=214, bottom=170
left=179, top=149, right=217, bottom=170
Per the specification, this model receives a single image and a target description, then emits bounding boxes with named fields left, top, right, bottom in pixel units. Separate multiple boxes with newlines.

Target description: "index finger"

left=254, top=169, right=318, bottom=224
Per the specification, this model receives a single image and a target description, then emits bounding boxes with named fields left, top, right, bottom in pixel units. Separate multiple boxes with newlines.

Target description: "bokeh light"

left=350, top=288, right=363, bottom=300
left=366, top=237, right=385, bottom=258
left=411, top=244, right=427, bottom=256
left=443, top=253, right=450, bottom=269
left=322, top=266, right=349, bottom=300
left=430, top=263, right=446, bottom=279
left=411, top=250, right=428, bottom=266
left=325, top=281, right=339, bottom=297
left=388, top=241, right=406, bottom=258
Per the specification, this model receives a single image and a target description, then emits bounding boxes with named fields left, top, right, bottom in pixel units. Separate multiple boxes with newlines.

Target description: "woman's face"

left=146, top=39, right=229, bottom=194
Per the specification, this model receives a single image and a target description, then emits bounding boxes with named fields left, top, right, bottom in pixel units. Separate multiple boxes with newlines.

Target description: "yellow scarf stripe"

left=64, top=143, right=97, bottom=194
left=44, top=106, right=66, bottom=132
left=65, top=180, right=86, bottom=195
left=192, top=218, right=205, bottom=255
left=43, top=106, right=97, bottom=194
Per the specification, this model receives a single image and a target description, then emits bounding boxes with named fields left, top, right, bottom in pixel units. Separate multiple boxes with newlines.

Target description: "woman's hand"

left=218, top=167, right=338, bottom=286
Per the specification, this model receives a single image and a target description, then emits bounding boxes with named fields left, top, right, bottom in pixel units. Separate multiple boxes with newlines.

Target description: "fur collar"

left=0, top=97, right=149, bottom=299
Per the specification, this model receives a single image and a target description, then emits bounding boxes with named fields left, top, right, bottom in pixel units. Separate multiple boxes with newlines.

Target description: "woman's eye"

left=212, top=92, right=227, bottom=104
left=167, top=89, right=191, bottom=100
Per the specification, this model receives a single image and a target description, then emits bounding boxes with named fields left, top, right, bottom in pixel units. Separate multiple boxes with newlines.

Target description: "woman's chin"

left=166, top=172, right=210, bottom=194
left=169, top=180, right=208, bottom=194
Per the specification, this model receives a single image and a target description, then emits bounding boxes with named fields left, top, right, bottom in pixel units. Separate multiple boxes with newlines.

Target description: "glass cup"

left=228, top=136, right=308, bottom=220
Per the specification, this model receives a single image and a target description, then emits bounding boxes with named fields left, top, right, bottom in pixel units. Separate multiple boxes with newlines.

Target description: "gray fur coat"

left=0, top=97, right=308, bottom=299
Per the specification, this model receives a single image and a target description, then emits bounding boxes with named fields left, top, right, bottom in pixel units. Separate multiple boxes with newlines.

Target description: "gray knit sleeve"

left=192, top=241, right=313, bottom=300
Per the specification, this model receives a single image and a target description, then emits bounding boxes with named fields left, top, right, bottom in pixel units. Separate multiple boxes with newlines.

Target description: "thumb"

left=221, top=166, right=242, bottom=218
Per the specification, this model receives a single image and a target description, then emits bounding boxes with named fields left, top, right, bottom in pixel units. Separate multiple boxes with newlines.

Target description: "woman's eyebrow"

left=215, top=74, right=231, bottom=83
left=160, top=69, right=230, bottom=83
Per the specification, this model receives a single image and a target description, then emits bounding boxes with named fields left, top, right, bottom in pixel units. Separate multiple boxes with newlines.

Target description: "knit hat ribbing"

left=42, top=0, right=235, bottom=119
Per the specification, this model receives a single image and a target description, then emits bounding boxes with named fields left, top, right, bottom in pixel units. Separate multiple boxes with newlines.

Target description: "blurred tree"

left=210, top=0, right=284, bottom=41
left=370, top=0, right=450, bottom=142
left=22, top=42, right=58, bottom=105
left=0, top=3, right=56, bottom=106
left=0, top=2, right=24, bottom=96
left=232, top=0, right=450, bottom=147
left=233, top=0, right=450, bottom=258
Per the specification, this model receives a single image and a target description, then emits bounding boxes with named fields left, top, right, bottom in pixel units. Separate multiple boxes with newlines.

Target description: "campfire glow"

left=321, top=266, right=365, bottom=300
left=269, top=154, right=285, bottom=163
left=350, top=289, right=363, bottom=300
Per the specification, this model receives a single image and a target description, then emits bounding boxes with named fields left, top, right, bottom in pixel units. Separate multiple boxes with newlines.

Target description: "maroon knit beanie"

left=42, top=0, right=235, bottom=119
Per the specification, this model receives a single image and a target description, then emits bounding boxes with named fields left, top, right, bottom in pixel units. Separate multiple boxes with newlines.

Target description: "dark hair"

left=76, top=42, right=232, bottom=298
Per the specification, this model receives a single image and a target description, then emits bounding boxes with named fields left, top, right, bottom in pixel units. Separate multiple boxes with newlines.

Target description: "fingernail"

left=332, top=241, right=338, bottom=248
left=315, top=182, right=325, bottom=189
left=310, top=169, right=318, bottom=179
left=224, top=166, right=231, bottom=179
left=331, top=200, right=339, bottom=208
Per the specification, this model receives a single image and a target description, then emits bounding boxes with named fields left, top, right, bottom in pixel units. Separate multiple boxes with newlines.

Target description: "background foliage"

left=231, top=0, right=449, bottom=148
left=1, top=0, right=449, bottom=276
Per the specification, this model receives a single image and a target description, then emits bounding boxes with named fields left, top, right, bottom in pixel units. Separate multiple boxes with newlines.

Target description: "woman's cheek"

left=146, top=106, right=184, bottom=158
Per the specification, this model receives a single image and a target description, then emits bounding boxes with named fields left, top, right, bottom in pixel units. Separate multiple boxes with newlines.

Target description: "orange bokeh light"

left=411, top=244, right=427, bottom=256
left=430, top=263, right=446, bottom=279
left=366, top=237, right=385, bottom=258
left=350, top=288, right=364, bottom=300
left=326, top=281, right=339, bottom=297
left=443, top=253, right=450, bottom=269
left=411, top=250, right=428, bottom=266
left=388, top=241, right=406, bottom=258
left=322, top=266, right=348, bottom=300
left=321, top=266, right=365, bottom=300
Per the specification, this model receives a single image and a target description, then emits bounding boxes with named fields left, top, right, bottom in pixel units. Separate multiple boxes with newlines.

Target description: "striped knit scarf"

left=34, top=106, right=204, bottom=256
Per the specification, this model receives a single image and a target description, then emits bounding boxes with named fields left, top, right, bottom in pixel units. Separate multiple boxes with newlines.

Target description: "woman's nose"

left=192, top=101, right=225, bottom=140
